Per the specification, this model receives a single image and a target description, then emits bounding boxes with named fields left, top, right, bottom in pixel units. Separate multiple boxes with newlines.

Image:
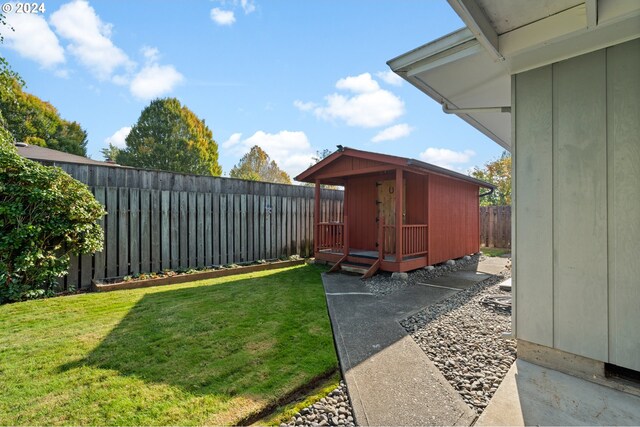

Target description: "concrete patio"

left=322, top=257, right=640, bottom=426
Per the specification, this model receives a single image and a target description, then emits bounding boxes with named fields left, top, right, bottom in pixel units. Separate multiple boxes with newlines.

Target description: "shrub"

left=0, top=135, right=105, bottom=303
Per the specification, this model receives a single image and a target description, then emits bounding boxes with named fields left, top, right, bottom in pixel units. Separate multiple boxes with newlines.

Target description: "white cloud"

left=141, top=46, right=160, bottom=62
left=309, top=72, right=405, bottom=128
left=419, top=147, right=476, bottom=171
left=222, top=132, right=243, bottom=149
left=224, top=130, right=314, bottom=177
left=240, top=0, right=256, bottom=14
left=50, top=0, right=133, bottom=80
left=210, top=8, right=236, bottom=25
left=105, top=126, right=131, bottom=148
left=314, top=90, right=404, bottom=128
left=371, top=123, right=414, bottom=143
left=130, top=64, right=184, bottom=100
left=293, top=100, right=317, bottom=112
left=335, top=73, right=380, bottom=93
left=376, top=70, right=403, bottom=86
left=3, top=11, right=65, bottom=68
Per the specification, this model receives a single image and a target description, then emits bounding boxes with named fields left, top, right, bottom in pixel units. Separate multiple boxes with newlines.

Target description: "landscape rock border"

left=400, top=268, right=515, bottom=414
left=92, top=259, right=307, bottom=292
left=281, top=381, right=355, bottom=427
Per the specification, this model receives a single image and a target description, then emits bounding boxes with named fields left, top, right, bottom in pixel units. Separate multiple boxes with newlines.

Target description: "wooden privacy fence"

left=480, top=205, right=511, bottom=248
left=43, top=162, right=344, bottom=291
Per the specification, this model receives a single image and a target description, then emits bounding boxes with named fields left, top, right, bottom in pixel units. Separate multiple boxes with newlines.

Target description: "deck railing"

left=402, top=224, right=428, bottom=257
left=380, top=222, right=428, bottom=259
left=317, top=222, right=344, bottom=252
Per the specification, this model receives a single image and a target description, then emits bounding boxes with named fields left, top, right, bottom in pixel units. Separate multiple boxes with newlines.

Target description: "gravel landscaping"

left=400, top=267, right=515, bottom=414
left=281, top=381, right=355, bottom=427
left=363, top=253, right=483, bottom=296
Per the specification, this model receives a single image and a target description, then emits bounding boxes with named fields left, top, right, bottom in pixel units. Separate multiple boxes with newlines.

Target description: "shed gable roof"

left=295, top=147, right=493, bottom=189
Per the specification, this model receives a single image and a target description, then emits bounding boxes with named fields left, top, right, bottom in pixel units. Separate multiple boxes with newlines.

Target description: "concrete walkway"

left=476, top=359, right=640, bottom=426
left=322, top=258, right=506, bottom=426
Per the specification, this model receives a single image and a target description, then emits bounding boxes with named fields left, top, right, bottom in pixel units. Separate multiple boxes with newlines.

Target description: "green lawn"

left=481, top=247, right=511, bottom=257
left=0, top=264, right=337, bottom=426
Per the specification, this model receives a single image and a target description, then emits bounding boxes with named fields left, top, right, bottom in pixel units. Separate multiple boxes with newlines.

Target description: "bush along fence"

left=479, top=205, right=511, bottom=249
left=42, top=162, right=344, bottom=291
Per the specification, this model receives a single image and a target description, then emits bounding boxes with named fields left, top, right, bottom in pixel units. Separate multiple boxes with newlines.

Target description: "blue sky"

left=1, top=0, right=505, bottom=178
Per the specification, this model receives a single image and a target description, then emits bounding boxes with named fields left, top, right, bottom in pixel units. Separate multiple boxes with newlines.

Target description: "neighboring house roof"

left=387, top=0, right=640, bottom=150
left=15, top=143, right=118, bottom=167
left=295, top=146, right=494, bottom=189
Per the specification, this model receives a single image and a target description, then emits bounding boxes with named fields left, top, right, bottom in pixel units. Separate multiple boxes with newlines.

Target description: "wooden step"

left=340, top=262, right=370, bottom=275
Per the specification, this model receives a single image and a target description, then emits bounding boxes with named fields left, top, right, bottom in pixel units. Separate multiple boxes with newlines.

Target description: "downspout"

left=479, top=187, right=494, bottom=198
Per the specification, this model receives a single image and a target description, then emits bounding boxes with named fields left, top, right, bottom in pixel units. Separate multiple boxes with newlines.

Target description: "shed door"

left=376, top=180, right=405, bottom=253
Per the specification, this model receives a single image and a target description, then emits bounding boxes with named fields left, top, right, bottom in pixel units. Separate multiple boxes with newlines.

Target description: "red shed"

left=295, top=147, right=494, bottom=278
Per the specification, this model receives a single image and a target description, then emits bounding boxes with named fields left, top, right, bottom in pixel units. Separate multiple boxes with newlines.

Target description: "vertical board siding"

left=514, top=41, right=640, bottom=370
left=428, top=175, right=480, bottom=265
left=606, top=39, right=640, bottom=371
left=553, top=50, right=608, bottom=362
left=514, top=66, right=554, bottom=348
left=49, top=164, right=342, bottom=290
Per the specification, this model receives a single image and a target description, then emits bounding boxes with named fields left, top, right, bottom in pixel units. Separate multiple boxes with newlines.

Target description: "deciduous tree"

left=470, top=151, right=511, bottom=206
left=229, top=145, right=291, bottom=184
left=117, top=98, right=222, bottom=176
left=0, top=57, right=88, bottom=155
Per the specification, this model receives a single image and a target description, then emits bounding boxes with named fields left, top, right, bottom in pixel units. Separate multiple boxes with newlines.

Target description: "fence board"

left=93, top=187, right=106, bottom=280
left=118, top=188, right=129, bottom=276
left=248, top=195, right=254, bottom=261
left=67, top=254, right=79, bottom=289
left=480, top=206, right=511, bottom=248
left=212, top=194, right=220, bottom=265
left=106, top=188, right=118, bottom=277
left=240, top=194, right=247, bottom=262
left=232, top=195, right=239, bottom=263
left=179, top=191, right=188, bottom=269
left=160, top=191, right=170, bottom=270
left=150, top=190, right=160, bottom=272
left=220, top=194, right=228, bottom=265
left=259, top=196, right=266, bottom=260
left=188, top=192, right=197, bottom=267
left=140, top=189, right=151, bottom=273
left=130, top=188, right=140, bottom=275
left=204, top=194, right=212, bottom=266
left=170, top=192, right=179, bottom=270
left=197, top=193, right=205, bottom=268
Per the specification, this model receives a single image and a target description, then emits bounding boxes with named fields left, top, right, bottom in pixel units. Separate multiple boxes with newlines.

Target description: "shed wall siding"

left=428, top=174, right=479, bottom=265
left=514, top=38, right=640, bottom=370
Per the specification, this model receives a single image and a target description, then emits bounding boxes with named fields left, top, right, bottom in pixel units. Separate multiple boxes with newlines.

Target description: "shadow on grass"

left=59, top=265, right=337, bottom=401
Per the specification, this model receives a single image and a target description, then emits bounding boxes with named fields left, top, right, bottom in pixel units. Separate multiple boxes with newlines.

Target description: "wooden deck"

left=317, top=248, right=428, bottom=273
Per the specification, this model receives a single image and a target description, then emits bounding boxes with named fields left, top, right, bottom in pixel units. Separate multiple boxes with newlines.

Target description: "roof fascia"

left=407, top=159, right=495, bottom=189
left=294, top=149, right=343, bottom=182
left=387, top=28, right=475, bottom=72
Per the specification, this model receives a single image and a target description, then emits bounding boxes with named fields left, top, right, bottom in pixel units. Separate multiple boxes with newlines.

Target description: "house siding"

left=514, top=38, right=640, bottom=371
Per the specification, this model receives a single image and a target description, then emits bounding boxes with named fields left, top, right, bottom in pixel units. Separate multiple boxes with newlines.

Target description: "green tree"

left=471, top=151, right=511, bottom=206
left=230, top=145, right=291, bottom=184
left=117, top=98, right=222, bottom=176
left=0, top=59, right=88, bottom=155
left=100, top=143, right=121, bottom=162
left=311, top=148, right=333, bottom=164
left=0, top=133, right=105, bottom=303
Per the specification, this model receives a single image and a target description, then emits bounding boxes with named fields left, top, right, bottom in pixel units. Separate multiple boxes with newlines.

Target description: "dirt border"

left=92, top=259, right=307, bottom=292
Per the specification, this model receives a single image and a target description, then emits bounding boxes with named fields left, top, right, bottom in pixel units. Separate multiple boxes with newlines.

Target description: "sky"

left=0, top=0, right=506, bottom=179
